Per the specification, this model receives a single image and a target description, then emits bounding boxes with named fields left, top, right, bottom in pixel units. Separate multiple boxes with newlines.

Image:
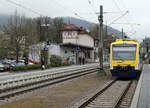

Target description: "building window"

left=72, top=32, right=74, bottom=35
left=64, top=32, right=67, bottom=36
left=65, top=50, right=67, bottom=54
left=68, top=31, right=72, bottom=35
left=88, top=52, right=91, bottom=58
left=94, top=40, right=99, bottom=47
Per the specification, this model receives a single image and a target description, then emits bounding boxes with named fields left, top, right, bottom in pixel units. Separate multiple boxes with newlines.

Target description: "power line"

left=52, top=0, right=84, bottom=19
left=111, top=23, right=141, bottom=26
left=78, top=11, right=127, bottom=15
left=119, top=0, right=136, bottom=35
left=5, top=0, right=43, bottom=16
left=112, top=0, right=136, bottom=36
left=112, top=0, right=130, bottom=24
left=112, top=0, right=123, bottom=12
left=115, top=0, right=133, bottom=24
left=52, top=0, right=71, bottom=12
left=120, top=0, right=128, bottom=12
left=87, top=0, right=98, bottom=17
left=91, top=0, right=97, bottom=11
left=52, top=0, right=94, bottom=22
left=74, top=13, right=85, bottom=19
left=108, top=11, right=129, bottom=26
left=6, top=0, right=87, bottom=21
left=112, top=0, right=130, bottom=23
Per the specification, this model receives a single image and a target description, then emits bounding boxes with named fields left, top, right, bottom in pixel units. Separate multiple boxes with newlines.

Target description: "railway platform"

left=131, top=64, right=150, bottom=108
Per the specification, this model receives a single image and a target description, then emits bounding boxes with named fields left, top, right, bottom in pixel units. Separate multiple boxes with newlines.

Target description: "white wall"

left=78, top=34, right=94, bottom=47
left=62, top=31, right=78, bottom=44
left=29, top=44, right=62, bottom=62
left=49, top=45, right=61, bottom=56
left=29, top=30, right=95, bottom=63
left=62, top=31, right=94, bottom=48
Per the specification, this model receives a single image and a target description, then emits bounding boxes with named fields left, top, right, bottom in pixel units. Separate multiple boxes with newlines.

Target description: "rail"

left=0, top=63, right=101, bottom=91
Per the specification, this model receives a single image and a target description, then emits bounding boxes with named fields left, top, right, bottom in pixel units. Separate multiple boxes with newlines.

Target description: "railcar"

left=110, top=39, right=141, bottom=78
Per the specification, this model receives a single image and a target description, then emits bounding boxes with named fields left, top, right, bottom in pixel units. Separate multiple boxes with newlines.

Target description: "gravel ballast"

left=0, top=72, right=113, bottom=108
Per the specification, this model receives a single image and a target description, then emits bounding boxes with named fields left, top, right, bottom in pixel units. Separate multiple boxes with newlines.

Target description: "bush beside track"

left=12, top=55, right=70, bottom=72
left=12, top=63, right=70, bottom=72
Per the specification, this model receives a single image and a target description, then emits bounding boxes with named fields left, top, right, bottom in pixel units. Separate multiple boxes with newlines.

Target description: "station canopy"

left=60, top=42, right=94, bottom=50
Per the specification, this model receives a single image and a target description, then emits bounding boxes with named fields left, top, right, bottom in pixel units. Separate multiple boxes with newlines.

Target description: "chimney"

left=80, top=27, right=83, bottom=30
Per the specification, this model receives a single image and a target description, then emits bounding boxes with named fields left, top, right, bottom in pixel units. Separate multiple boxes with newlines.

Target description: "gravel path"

left=0, top=72, right=113, bottom=108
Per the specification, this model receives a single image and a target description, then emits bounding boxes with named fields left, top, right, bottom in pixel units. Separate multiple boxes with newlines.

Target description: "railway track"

left=0, top=64, right=102, bottom=99
left=72, top=79, right=136, bottom=108
left=115, top=80, right=137, bottom=108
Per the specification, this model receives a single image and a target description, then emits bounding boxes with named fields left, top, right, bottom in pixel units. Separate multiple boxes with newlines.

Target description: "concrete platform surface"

left=131, top=64, right=150, bottom=108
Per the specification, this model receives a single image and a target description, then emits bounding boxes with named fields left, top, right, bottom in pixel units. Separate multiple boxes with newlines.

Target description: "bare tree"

left=52, top=17, right=66, bottom=43
left=34, top=17, right=66, bottom=44
left=3, top=11, right=38, bottom=62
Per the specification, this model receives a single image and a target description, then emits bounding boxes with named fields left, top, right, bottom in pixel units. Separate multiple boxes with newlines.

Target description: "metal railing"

left=0, top=63, right=100, bottom=91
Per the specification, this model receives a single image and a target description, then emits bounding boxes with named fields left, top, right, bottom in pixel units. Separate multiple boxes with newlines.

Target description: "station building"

left=29, top=24, right=99, bottom=64
left=60, top=24, right=98, bottom=64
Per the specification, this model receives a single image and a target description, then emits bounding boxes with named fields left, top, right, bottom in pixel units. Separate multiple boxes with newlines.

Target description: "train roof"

left=111, top=38, right=139, bottom=45
left=115, top=39, right=137, bottom=42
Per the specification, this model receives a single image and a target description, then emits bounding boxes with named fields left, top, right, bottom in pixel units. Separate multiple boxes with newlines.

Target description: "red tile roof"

left=78, top=29, right=88, bottom=34
left=61, top=24, right=95, bottom=39
left=61, top=24, right=80, bottom=31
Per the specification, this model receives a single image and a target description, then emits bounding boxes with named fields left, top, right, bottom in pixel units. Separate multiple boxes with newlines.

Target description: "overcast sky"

left=0, top=0, right=149, bottom=41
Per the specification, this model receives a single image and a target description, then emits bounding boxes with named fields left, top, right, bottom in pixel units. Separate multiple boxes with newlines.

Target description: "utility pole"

left=98, top=5, right=104, bottom=74
left=105, top=21, right=108, bottom=36
left=122, top=28, right=124, bottom=39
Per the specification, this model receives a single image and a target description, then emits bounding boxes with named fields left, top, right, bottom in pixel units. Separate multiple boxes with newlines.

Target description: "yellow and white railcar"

left=110, top=39, right=141, bottom=78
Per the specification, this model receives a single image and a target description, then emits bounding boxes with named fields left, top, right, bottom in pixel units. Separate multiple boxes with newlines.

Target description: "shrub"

left=62, top=62, right=70, bottom=66
left=12, top=55, right=70, bottom=71
left=12, top=65, right=26, bottom=71
left=50, top=55, right=62, bottom=67
left=12, top=64, right=41, bottom=71
left=46, top=63, right=51, bottom=68
left=27, top=64, right=41, bottom=70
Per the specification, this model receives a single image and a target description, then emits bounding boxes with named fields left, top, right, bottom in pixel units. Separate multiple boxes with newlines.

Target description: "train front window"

left=113, top=45, right=136, bottom=60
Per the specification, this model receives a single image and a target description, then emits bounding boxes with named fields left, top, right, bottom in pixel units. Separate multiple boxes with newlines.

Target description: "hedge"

left=12, top=64, right=41, bottom=71
left=11, top=55, right=71, bottom=71
left=12, top=63, right=70, bottom=72
left=50, top=55, right=62, bottom=67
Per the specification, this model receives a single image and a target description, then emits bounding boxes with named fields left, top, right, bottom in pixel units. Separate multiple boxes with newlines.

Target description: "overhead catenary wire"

left=108, top=11, right=129, bottom=26
left=112, top=0, right=136, bottom=36
left=87, top=0, right=98, bottom=17
left=111, top=0, right=131, bottom=24
left=52, top=0, right=88, bottom=20
left=5, top=0, right=88, bottom=22
left=120, top=0, right=127, bottom=11
left=91, top=0, right=97, bottom=11
left=51, top=0, right=96, bottom=23
left=112, top=0, right=130, bottom=27
left=78, top=11, right=127, bottom=15
left=119, top=0, right=137, bottom=36
left=5, top=0, right=43, bottom=16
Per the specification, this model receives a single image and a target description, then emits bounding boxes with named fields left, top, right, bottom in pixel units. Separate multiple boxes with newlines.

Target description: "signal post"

left=98, top=5, right=105, bottom=75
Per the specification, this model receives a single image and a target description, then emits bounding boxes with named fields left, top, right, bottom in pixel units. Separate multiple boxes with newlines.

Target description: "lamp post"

left=40, top=24, right=50, bottom=42
left=40, top=23, right=50, bottom=66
